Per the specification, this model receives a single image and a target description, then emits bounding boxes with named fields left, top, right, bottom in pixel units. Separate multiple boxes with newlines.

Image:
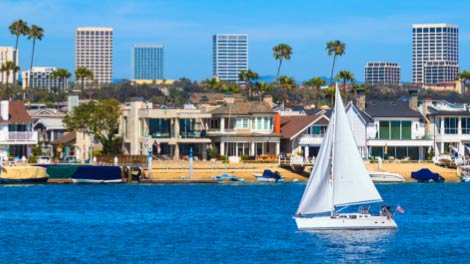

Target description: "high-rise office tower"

left=131, top=44, right=164, bottom=80
left=75, top=27, right=113, bottom=84
left=0, top=47, right=18, bottom=84
left=365, top=62, right=400, bottom=85
left=412, top=24, right=458, bottom=84
left=213, top=34, right=248, bottom=84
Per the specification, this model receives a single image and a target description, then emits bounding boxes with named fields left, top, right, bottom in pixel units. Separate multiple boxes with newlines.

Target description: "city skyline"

left=1, top=0, right=470, bottom=83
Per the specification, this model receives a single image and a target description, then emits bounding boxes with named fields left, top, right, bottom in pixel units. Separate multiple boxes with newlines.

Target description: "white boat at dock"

left=369, top=171, right=405, bottom=183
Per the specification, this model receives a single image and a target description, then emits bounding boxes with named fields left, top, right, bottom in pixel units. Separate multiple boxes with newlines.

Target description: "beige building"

left=0, top=46, right=18, bottom=84
left=75, top=27, right=113, bottom=84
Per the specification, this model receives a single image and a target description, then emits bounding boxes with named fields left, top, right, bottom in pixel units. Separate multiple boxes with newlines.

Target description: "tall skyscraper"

left=131, top=44, right=164, bottom=80
left=365, top=62, right=400, bottom=85
left=0, top=47, right=18, bottom=84
left=412, top=24, right=459, bottom=84
left=213, top=34, right=248, bottom=84
left=75, top=27, right=113, bottom=84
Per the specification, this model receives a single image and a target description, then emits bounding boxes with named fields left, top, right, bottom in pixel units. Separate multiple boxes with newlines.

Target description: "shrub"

left=28, top=156, right=37, bottom=164
left=208, top=147, right=219, bottom=159
left=220, top=155, right=228, bottom=163
left=241, top=154, right=249, bottom=161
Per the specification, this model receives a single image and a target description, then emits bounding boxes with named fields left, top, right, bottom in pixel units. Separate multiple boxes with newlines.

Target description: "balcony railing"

left=0, top=131, right=38, bottom=144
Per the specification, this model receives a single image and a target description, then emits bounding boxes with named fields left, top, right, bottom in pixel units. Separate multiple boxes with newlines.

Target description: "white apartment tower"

left=364, top=62, right=400, bottom=85
left=412, top=24, right=459, bottom=84
left=0, top=47, right=18, bottom=84
left=21, top=67, right=67, bottom=91
left=75, top=27, right=113, bottom=84
left=213, top=34, right=248, bottom=84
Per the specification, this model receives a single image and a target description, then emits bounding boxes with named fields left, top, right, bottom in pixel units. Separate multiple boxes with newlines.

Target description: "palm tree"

left=335, top=70, right=354, bottom=102
left=254, top=81, right=271, bottom=102
left=27, top=25, right=44, bottom=85
left=9, top=20, right=29, bottom=70
left=326, top=40, right=346, bottom=86
left=304, top=77, right=326, bottom=109
left=458, top=70, right=470, bottom=95
left=201, top=78, right=222, bottom=92
left=324, top=86, right=336, bottom=107
left=0, top=61, right=20, bottom=98
left=273, top=43, right=293, bottom=81
left=50, top=68, right=71, bottom=96
left=75, top=67, right=94, bottom=93
left=238, top=69, right=259, bottom=98
left=279, top=76, right=296, bottom=104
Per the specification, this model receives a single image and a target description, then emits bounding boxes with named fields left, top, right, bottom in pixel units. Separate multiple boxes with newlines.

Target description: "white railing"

left=299, top=134, right=324, bottom=145
left=0, top=131, right=38, bottom=144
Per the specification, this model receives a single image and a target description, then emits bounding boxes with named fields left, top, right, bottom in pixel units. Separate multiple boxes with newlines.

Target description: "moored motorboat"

left=71, top=165, right=122, bottom=183
left=253, top=169, right=284, bottom=182
left=457, top=165, right=470, bottom=182
left=411, top=168, right=445, bottom=182
left=0, top=166, right=48, bottom=184
left=369, top=171, right=405, bottom=183
left=211, top=173, right=239, bottom=181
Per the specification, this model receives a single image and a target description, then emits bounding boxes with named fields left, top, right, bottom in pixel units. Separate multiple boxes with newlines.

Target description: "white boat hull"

left=294, top=213, right=397, bottom=230
left=72, top=179, right=122, bottom=184
left=369, top=172, right=405, bottom=183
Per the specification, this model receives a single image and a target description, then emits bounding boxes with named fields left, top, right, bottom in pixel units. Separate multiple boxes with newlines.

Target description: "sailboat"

left=294, top=85, right=398, bottom=230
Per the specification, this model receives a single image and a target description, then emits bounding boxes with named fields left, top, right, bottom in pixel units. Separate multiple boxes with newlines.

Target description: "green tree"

left=201, top=78, right=222, bottom=92
left=75, top=66, right=94, bottom=93
left=63, top=99, right=122, bottom=154
left=9, top=19, right=29, bottom=69
left=304, top=77, right=326, bottom=109
left=0, top=61, right=20, bottom=97
left=458, top=70, right=470, bottom=95
left=50, top=68, right=71, bottom=96
left=279, top=76, right=296, bottom=104
left=326, top=40, right=346, bottom=86
left=335, top=70, right=354, bottom=102
left=26, top=24, right=44, bottom=100
left=254, top=81, right=271, bottom=101
left=273, top=43, right=292, bottom=81
left=238, top=69, right=259, bottom=98
left=324, top=86, right=336, bottom=106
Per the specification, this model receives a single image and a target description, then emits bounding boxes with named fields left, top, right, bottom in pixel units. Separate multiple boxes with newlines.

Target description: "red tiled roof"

left=280, top=115, right=329, bottom=139
left=0, top=101, right=32, bottom=123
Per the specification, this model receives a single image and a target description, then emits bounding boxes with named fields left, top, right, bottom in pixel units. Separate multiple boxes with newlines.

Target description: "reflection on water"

left=304, top=230, right=396, bottom=262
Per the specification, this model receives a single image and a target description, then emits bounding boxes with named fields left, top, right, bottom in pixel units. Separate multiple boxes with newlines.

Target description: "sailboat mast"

left=329, top=85, right=338, bottom=217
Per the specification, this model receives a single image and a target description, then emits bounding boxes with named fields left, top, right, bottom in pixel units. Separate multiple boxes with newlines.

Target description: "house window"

left=462, top=118, right=470, bottom=134
left=444, top=117, right=458, bottom=134
left=257, top=117, right=262, bottom=129
left=379, top=121, right=390, bottom=139
left=235, top=118, right=249, bottom=129
left=402, top=121, right=412, bottom=139
left=310, top=125, right=327, bottom=135
left=379, top=120, right=412, bottom=139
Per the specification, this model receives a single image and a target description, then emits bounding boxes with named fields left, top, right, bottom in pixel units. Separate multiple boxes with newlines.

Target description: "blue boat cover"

left=262, top=170, right=276, bottom=178
left=71, top=165, right=122, bottom=180
left=411, top=168, right=444, bottom=182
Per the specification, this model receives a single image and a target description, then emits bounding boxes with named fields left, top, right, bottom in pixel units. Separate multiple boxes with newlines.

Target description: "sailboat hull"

left=294, top=214, right=397, bottom=230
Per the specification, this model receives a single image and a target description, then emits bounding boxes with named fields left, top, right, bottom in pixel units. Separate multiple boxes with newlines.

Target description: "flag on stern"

left=396, top=205, right=405, bottom=214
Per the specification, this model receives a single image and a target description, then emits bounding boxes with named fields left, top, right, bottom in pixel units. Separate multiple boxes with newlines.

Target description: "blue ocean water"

left=1, top=183, right=469, bottom=263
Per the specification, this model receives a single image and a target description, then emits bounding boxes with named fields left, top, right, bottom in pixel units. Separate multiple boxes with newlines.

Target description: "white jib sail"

left=296, top=113, right=334, bottom=215
left=332, top=86, right=382, bottom=206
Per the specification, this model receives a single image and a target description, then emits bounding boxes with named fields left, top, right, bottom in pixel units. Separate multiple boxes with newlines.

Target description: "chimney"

left=1, top=100, right=9, bottom=121
left=422, top=95, right=433, bottom=134
left=223, top=93, right=235, bottom=104
left=408, top=89, right=418, bottom=111
left=263, top=94, right=273, bottom=108
left=356, top=88, right=366, bottom=111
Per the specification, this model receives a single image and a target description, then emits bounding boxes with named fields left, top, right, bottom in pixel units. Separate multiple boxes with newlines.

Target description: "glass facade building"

left=412, top=24, right=459, bottom=84
left=212, top=34, right=248, bottom=84
left=132, top=44, right=164, bottom=80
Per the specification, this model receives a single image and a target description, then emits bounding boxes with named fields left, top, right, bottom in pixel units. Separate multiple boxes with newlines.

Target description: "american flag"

left=396, top=205, right=405, bottom=214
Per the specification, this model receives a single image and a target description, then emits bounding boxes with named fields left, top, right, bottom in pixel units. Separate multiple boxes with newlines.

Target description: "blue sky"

left=1, top=0, right=470, bottom=83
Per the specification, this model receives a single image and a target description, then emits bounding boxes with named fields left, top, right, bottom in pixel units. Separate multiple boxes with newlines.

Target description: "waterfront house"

left=346, top=91, right=432, bottom=160
left=279, top=111, right=330, bottom=158
left=421, top=98, right=470, bottom=156
left=0, top=100, right=38, bottom=160
left=186, top=93, right=245, bottom=107
left=29, top=108, right=66, bottom=156
left=120, top=98, right=212, bottom=160
left=206, top=97, right=281, bottom=161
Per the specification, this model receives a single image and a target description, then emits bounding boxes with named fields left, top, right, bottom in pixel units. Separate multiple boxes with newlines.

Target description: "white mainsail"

left=296, top=85, right=382, bottom=215
left=332, top=87, right=382, bottom=206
